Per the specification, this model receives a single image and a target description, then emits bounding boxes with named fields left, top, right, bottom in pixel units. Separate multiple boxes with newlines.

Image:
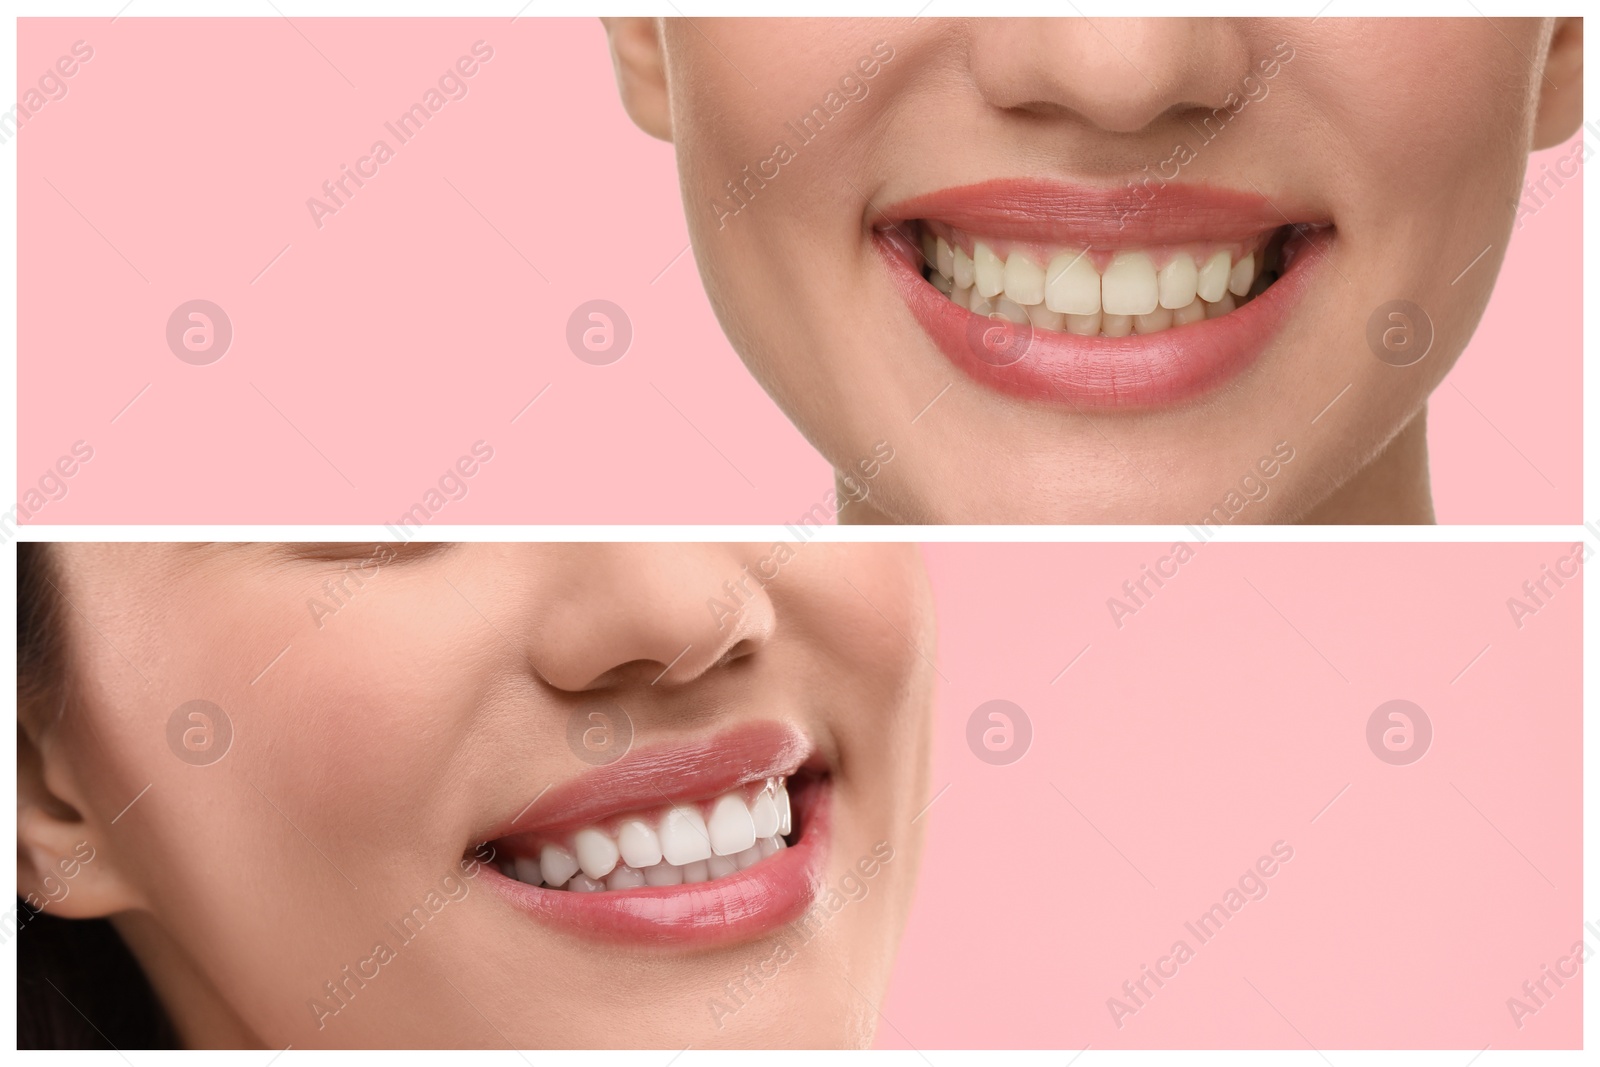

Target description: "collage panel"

left=11, top=16, right=1582, bottom=524
left=12, top=541, right=1581, bottom=1050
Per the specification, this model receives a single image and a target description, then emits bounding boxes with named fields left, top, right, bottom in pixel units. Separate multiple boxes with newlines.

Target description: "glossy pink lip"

left=872, top=180, right=1330, bottom=409
left=478, top=722, right=829, bottom=945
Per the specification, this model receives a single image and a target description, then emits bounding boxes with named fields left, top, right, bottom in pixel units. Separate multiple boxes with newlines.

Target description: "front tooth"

left=991, top=296, right=1030, bottom=326
left=680, top=859, right=709, bottom=884
left=707, top=854, right=739, bottom=880
left=935, top=236, right=955, bottom=279
left=776, top=782, right=792, bottom=836
left=1045, top=250, right=1099, bottom=315
left=973, top=242, right=1004, bottom=298
left=1134, top=306, right=1174, bottom=334
left=574, top=827, right=620, bottom=880
left=750, top=789, right=780, bottom=838
left=513, top=856, right=543, bottom=886
left=1228, top=252, right=1255, bottom=297
left=708, top=793, right=757, bottom=856
left=606, top=864, right=646, bottom=890
left=1025, top=303, right=1066, bottom=332
left=735, top=845, right=763, bottom=870
left=659, top=805, right=712, bottom=865
left=1100, top=252, right=1158, bottom=316
left=1196, top=251, right=1231, bottom=302
left=567, top=874, right=605, bottom=893
left=1065, top=311, right=1101, bottom=336
left=1173, top=298, right=1208, bottom=326
left=643, top=861, right=684, bottom=887
left=1158, top=253, right=1198, bottom=310
left=953, top=246, right=975, bottom=289
left=539, top=844, right=579, bottom=888
left=618, top=818, right=663, bottom=869
left=1101, top=313, right=1134, bottom=338
left=1003, top=251, right=1045, bottom=305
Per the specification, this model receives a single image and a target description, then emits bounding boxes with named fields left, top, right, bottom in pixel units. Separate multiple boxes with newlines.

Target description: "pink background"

left=885, top=541, right=1582, bottom=1049
left=15, top=19, right=1583, bottom=524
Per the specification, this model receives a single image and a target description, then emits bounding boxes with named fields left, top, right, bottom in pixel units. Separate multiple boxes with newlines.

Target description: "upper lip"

left=481, top=720, right=813, bottom=841
left=874, top=177, right=1323, bottom=247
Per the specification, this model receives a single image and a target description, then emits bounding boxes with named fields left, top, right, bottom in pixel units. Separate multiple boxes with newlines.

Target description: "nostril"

left=714, top=638, right=758, bottom=670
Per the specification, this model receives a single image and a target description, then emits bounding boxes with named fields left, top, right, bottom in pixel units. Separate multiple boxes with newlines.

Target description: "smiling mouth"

left=912, top=221, right=1310, bottom=337
left=487, top=775, right=800, bottom=892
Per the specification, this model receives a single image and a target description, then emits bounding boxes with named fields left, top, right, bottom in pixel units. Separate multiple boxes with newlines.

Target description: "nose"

left=964, top=18, right=1254, bottom=134
left=522, top=544, right=777, bottom=691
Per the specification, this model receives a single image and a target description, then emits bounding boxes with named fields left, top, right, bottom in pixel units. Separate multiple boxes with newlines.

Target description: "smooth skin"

left=17, top=543, right=934, bottom=1048
left=604, top=17, right=1584, bottom=523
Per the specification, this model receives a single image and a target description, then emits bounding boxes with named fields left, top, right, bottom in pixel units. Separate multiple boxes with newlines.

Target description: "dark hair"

left=16, top=543, right=178, bottom=1049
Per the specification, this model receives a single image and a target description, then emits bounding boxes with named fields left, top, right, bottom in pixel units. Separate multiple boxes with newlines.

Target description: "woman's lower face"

left=47, top=543, right=933, bottom=1048
left=661, top=18, right=1557, bottom=523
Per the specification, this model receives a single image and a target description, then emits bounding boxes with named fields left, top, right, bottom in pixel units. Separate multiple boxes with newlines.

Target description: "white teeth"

left=574, top=827, right=620, bottom=880
left=1002, top=251, right=1045, bottom=306
left=643, top=861, right=683, bottom=886
left=1025, top=303, right=1066, bottom=333
left=1100, top=251, right=1158, bottom=316
left=1134, top=306, right=1174, bottom=335
left=750, top=789, right=780, bottom=838
left=1228, top=252, right=1255, bottom=297
left=973, top=241, right=1005, bottom=298
left=920, top=230, right=937, bottom=267
left=606, top=864, right=646, bottom=891
left=922, top=227, right=1267, bottom=338
left=617, top=818, right=663, bottom=870
left=513, top=856, right=543, bottom=887
left=953, top=246, right=975, bottom=289
left=504, top=776, right=798, bottom=892
left=539, top=844, right=579, bottom=889
left=1196, top=251, right=1231, bottom=302
left=708, top=793, right=757, bottom=857
left=1101, top=313, right=1134, bottom=338
left=990, top=296, right=1030, bottom=326
left=1066, top=311, right=1101, bottom=336
left=1045, top=250, right=1100, bottom=315
left=1157, top=253, right=1198, bottom=310
left=1173, top=297, right=1208, bottom=327
left=659, top=804, right=712, bottom=866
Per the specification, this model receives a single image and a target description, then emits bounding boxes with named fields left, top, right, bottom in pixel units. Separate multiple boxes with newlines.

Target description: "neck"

left=837, top=408, right=1436, bottom=525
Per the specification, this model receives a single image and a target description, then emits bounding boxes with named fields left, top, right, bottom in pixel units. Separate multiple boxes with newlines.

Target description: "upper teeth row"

left=503, top=777, right=792, bottom=892
left=920, top=231, right=1259, bottom=319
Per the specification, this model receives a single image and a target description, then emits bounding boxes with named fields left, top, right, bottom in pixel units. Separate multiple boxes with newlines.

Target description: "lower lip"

left=483, top=780, right=830, bottom=946
left=876, top=230, right=1321, bottom=409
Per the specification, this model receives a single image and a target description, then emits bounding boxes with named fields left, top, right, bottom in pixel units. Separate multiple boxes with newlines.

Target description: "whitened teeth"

left=924, top=226, right=1270, bottom=337
left=504, top=778, right=793, bottom=892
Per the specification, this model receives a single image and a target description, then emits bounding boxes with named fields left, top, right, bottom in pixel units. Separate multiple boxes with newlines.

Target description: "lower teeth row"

left=503, top=834, right=788, bottom=892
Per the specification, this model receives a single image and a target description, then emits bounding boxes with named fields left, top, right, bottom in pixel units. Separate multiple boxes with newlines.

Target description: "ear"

left=17, top=722, right=144, bottom=919
left=1532, top=17, right=1583, bottom=150
left=601, top=17, right=673, bottom=142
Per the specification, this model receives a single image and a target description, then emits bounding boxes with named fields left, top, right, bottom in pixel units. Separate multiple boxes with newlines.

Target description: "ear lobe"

left=1532, top=17, right=1583, bottom=150
left=17, top=725, right=144, bottom=919
left=601, top=17, right=673, bottom=142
